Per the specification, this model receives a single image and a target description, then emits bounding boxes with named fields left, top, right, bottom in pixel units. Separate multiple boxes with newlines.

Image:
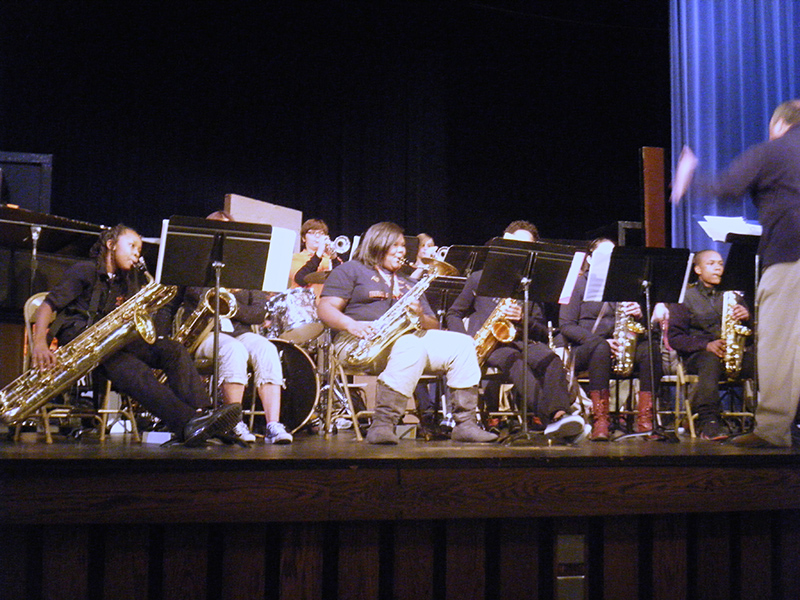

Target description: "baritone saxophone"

left=0, top=280, right=177, bottom=425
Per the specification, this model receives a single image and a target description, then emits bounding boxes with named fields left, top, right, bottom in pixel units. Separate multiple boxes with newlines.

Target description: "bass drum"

left=245, top=339, right=319, bottom=434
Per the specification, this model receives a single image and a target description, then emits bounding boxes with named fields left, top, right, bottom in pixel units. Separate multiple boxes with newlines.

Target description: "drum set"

left=255, top=276, right=363, bottom=435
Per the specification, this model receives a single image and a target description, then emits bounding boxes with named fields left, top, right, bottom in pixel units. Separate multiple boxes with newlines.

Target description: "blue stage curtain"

left=670, top=0, right=800, bottom=252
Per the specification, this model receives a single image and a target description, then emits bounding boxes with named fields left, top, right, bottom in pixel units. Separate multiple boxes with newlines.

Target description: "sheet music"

left=155, top=219, right=170, bottom=283
left=698, top=216, right=762, bottom=242
left=678, top=252, right=694, bottom=304
left=583, top=243, right=613, bottom=302
left=262, top=226, right=295, bottom=292
left=559, top=252, right=586, bottom=304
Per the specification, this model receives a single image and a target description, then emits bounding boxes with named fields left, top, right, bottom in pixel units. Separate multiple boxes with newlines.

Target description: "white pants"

left=378, top=329, right=481, bottom=398
left=196, top=331, right=283, bottom=387
left=754, top=259, right=800, bottom=446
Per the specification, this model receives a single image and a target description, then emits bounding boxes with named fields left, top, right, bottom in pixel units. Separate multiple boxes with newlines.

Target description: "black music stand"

left=596, top=246, right=692, bottom=441
left=441, top=245, right=490, bottom=278
left=0, top=205, right=101, bottom=296
left=156, top=215, right=294, bottom=405
left=477, top=239, right=579, bottom=445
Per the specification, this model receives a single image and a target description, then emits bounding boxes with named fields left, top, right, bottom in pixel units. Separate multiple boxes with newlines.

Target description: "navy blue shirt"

left=699, top=124, right=800, bottom=269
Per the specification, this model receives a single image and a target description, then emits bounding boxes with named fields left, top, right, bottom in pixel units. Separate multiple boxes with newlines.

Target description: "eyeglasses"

left=306, top=230, right=326, bottom=237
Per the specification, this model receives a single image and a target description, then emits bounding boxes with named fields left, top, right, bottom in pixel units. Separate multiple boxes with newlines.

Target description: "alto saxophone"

left=722, top=290, right=751, bottom=379
left=611, top=304, right=645, bottom=377
left=473, top=298, right=517, bottom=365
left=333, top=263, right=446, bottom=370
left=0, top=280, right=177, bottom=425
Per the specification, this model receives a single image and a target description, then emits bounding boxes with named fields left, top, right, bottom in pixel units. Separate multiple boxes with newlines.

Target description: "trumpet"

left=329, top=235, right=351, bottom=256
left=434, top=245, right=450, bottom=261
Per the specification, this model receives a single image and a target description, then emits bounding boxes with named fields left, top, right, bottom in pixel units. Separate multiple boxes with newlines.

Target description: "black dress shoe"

left=183, top=404, right=242, bottom=448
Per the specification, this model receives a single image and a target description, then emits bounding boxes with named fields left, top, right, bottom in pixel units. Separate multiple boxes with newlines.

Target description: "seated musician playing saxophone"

left=31, top=224, right=241, bottom=446
left=445, top=221, right=585, bottom=443
left=175, top=210, right=292, bottom=445
left=558, top=238, right=662, bottom=441
left=667, top=250, right=754, bottom=441
left=317, top=221, right=497, bottom=444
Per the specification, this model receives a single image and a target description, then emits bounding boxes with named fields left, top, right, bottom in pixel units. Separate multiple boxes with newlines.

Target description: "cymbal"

left=420, top=257, right=460, bottom=277
left=304, top=271, right=329, bottom=285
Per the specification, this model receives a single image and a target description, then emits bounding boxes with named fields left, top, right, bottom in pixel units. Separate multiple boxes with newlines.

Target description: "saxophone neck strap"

left=592, top=302, right=609, bottom=334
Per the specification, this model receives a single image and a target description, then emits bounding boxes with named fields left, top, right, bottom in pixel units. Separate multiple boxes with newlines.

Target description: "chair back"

left=23, top=292, right=52, bottom=372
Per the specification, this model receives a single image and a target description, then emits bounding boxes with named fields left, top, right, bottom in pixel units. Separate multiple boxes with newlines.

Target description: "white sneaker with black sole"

left=265, top=421, right=293, bottom=444
left=232, top=421, right=256, bottom=443
left=544, top=414, right=586, bottom=443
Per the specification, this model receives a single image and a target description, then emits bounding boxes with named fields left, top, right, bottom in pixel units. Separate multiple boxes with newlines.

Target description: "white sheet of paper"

left=583, top=245, right=613, bottom=302
left=559, top=252, right=586, bottom=304
left=698, top=216, right=762, bottom=242
left=262, top=226, right=296, bottom=292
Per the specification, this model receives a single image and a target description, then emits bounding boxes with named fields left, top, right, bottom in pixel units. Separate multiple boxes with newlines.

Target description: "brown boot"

left=450, top=387, right=498, bottom=443
left=366, top=382, right=409, bottom=445
left=589, top=389, right=610, bottom=441
left=636, top=391, right=653, bottom=433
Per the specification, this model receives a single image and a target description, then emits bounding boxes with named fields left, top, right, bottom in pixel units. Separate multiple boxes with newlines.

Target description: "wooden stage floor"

left=3, top=428, right=800, bottom=524
left=4, top=429, right=800, bottom=599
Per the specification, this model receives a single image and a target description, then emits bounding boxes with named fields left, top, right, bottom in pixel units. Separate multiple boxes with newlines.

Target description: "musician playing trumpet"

left=317, top=221, right=497, bottom=444
left=445, top=221, right=585, bottom=443
left=290, top=218, right=344, bottom=296
left=666, top=250, right=754, bottom=441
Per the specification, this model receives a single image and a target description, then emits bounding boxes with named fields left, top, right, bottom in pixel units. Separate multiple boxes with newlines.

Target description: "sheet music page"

left=698, top=216, right=762, bottom=242
left=678, top=252, right=694, bottom=304
left=559, top=252, right=586, bottom=304
left=154, top=219, right=170, bottom=284
left=350, top=235, right=361, bottom=261
left=262, top=226, right=296, bottom=292
left=583, top=244, right=613, bottom=302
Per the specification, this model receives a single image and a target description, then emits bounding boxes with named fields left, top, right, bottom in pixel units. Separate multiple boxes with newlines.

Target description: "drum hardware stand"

left=321, top=330, right=363, bottom=440
left=310, top=327, right=361, bottom=438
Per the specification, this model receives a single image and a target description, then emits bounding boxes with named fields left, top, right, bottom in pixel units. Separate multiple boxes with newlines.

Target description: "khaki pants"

left=754, top=259, right=800, bottom=446
left=379, top=329, right=481, bottom=398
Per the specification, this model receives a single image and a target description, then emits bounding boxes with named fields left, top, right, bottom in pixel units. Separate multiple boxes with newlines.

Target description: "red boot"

left=636, top=391, right=653, bottom=433
left=590, top=389, right=610, bottom=441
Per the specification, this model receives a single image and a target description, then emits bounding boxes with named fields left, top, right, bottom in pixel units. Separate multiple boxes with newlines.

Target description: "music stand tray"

left=155, top=215, right=295, bottom=291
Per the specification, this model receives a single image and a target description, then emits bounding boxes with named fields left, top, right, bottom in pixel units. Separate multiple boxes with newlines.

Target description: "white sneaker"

left=265, top=421, right=293, bottom=445
left=232, top=421, right=256, bottom=443
left=544, top=414, right=585, bottom=443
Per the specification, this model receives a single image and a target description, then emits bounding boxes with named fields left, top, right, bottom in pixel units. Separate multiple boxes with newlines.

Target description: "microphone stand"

left=211, top=258, right=224, bottom=409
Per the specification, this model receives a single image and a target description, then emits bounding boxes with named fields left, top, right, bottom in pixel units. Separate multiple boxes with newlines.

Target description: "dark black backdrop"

left=0, top=0, right=670, bottom=246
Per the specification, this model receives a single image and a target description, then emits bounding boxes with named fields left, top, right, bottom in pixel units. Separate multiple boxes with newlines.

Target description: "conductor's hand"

left=32, top=339, right=58, bottom=370
left=671, top=145, right=698, bottom=204
left=706, top=339, right=726, bottom=359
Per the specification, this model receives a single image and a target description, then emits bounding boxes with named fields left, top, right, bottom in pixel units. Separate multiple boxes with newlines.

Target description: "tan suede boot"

left=589, top=389, right=610, bottom=441
left=636, top=391, right=653, bottom=433
left=450, top=387, right=498, bottom=443
left=366, top=381, right=409, bottom=445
